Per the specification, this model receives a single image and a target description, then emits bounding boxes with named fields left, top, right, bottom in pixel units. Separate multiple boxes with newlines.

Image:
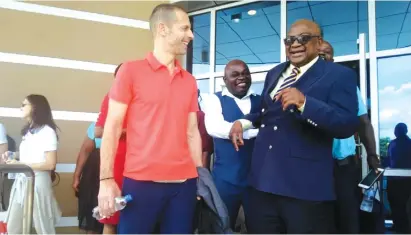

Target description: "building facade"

left=186, top=0, right=411, bottom=158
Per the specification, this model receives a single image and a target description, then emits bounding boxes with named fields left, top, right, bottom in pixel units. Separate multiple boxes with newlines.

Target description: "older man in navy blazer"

left=229, top=19, right=360, bottom=233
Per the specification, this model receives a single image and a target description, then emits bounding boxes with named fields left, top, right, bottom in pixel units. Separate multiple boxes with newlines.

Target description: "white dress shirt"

left=241, top=56, right=319, bottom=130
left=204, top=88, right=259, bottom=139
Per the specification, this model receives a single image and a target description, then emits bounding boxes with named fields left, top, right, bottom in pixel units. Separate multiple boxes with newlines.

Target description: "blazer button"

left=261, top=124, right=265, bottom=128
left=273, top=126, right=278, bottom=131
left=269, top=145, right=272, bottom=149
left=262, top=108, right=265, bottom=112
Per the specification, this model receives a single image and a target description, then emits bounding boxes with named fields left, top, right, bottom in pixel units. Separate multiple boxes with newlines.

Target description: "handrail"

left=0, top=164, right=34, bottom=234
left=383, top=168, right=411, bottom=177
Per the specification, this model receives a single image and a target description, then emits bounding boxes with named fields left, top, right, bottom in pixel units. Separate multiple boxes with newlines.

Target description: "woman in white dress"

left=2, top=94, right=62, bottom=234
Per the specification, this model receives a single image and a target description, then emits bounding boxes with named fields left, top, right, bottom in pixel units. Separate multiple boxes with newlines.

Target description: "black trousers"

left=246, top=187, right=335, bottom=234
left=334, top=156, right=362, bottom=233
left=387, top=178, right=411, bottom=234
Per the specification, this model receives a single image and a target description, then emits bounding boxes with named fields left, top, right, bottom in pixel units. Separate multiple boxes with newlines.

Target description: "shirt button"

left=273, top=126, right=278, bottom=131
left=262, top=108, right=265, bottom=112
left=261, top=124, right=265, bottom=128
left=269, top=145, right=272, bottom=149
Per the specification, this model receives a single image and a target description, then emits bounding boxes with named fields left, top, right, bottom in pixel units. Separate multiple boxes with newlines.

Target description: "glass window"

left=377, top=54, right=411, bottom=157
left=197, top=78, right=210, bottom=110
left=190, top=13, right=211, bottom=76
left=215, top=1, right=281, bottom=72
left=287, top=1, right=369, bottom=57
left=251, top=82, right=265, bottom=95
left=197, top=78, right=210, bottom=94
left=376, top=1, right=411, bottom=51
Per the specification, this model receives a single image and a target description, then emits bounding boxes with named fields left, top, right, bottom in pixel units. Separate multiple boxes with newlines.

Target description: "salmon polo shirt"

left=109, top=53, right=199, bottom=181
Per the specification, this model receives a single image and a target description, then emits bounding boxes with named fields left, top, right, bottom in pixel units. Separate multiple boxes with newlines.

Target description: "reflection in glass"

left=376, top=1, right=411, bottom=51
left=287, top=1, right=368, bottom=57
left=251, top=82, right=265, bottom=95
left=197, top=79, right=210, bottom=110
left=197, top=78, right=210, bottom=94
left=191, top=13, right=211, bottom=76
left=377, top=54, right=411, bottom=157
left=215, top=1, right=281, bottom=72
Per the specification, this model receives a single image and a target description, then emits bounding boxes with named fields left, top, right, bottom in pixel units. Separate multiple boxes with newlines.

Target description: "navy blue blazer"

left=244, top=58, right=359, bottom=201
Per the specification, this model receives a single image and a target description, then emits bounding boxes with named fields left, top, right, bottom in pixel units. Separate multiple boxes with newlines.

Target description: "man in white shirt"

left=203, top=59, right=261, bottom=229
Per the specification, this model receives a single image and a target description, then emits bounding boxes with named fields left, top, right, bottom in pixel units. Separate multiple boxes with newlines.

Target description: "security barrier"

left=0, top=164, right=34, bottom=235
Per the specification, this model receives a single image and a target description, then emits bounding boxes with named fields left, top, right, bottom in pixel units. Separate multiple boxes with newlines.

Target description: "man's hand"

left=98, top=179, right=121, bottom=218
left=275, top=88, right=305, bottom=111
left=367, top=155, right=382, bottom=172
left=229, top=121, right=244, bottom=151
left=72, top=175, right=80, bottom=192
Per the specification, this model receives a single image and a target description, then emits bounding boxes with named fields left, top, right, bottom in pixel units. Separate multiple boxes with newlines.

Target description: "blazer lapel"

left=294, top=58, right=325, bottom=92
left=265, top=62, right=289, bottom=98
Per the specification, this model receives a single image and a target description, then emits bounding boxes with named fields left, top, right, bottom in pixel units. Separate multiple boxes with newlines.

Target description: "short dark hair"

left=149, top=3, right=187, bottom=34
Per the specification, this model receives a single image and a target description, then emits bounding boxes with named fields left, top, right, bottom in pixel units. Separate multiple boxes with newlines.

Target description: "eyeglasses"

left=284, top=35, right=321, bottom=46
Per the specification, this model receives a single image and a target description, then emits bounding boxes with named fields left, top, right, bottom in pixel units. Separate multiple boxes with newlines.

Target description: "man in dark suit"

left=229, top=19, right=360, bottom=233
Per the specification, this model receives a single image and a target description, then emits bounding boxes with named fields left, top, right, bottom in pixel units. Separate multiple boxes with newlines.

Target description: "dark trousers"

left=213, top=176, right=249, bottom=229
left=118, top=177, right=197, bottom=234
left=387, top=178, right=411, bottom=234
left=246, top=187, right=335, bottom=234
left=334, top=156, right=362, bottom=233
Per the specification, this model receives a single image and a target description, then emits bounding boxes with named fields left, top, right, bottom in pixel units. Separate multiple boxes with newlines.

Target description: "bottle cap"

left=124, top=194, right=133, bottom=202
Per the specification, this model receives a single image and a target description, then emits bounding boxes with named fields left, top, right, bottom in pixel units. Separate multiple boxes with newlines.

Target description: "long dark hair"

left=21, top=94, right=59, bottom=137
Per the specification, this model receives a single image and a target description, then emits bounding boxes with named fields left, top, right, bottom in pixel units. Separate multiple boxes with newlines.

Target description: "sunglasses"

left=284, top=35, right=321, bottom=46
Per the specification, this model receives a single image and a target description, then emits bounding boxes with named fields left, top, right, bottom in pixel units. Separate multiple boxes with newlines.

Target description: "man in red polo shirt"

left=94, top=64, right=126, bottom=234
left=97, top=3, right=202, bottom=234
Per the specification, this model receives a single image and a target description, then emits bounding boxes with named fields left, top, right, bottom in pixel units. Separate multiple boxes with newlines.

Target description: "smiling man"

left=229, top=19, right=359, bottom=233
left=203, top=59, right=261, bottom=229
left=98, top=4, right=202, bottom=234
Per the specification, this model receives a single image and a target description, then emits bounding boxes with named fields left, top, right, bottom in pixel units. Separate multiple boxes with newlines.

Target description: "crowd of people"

left=0, top=3, right=410, bottom=234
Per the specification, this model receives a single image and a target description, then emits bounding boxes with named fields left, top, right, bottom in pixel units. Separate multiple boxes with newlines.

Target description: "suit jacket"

left=196, top=167, right=232, bottom=234
left=244, top=58, right=359, bottom=201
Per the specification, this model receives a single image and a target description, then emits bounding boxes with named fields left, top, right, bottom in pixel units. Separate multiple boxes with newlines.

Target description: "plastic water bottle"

left=5, top=151, right=15, bottom=160
left=360, top=188, right=375, bottom=212
left=5, top=151, right=17, bottom=180
left=92, top=194, right=132, bottom=220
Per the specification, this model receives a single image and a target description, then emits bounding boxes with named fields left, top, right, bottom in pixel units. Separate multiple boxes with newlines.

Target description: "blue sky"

left=378, top=54, right=411, bottom=139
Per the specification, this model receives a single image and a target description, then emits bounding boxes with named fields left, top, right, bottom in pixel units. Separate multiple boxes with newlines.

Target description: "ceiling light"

left=231, top=13, right=241, bottom=23
left=248, top=9, right=257, bottom=16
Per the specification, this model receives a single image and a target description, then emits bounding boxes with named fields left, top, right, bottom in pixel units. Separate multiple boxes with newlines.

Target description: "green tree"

left=379, top=137, right=391, bottom=157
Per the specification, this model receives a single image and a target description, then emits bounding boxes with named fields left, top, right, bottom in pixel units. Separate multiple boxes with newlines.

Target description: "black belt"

left=335, top=155, right=358, bottom=166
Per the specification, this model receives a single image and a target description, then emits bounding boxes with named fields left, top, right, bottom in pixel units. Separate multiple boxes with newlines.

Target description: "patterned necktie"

left=274, top=67, right=301, bottom=97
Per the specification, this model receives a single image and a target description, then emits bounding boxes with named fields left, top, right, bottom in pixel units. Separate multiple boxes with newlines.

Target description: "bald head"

left=285, top=19, right=323, bottom=67
left=224, top=60, right=247, bottom=76
left=149, top=4, right=186, bottom=35
left=224, top=60, right=251, bottom=99
left=318, top=40, right=334, bottom=61
left=289, top=19, right=322, bottom=36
